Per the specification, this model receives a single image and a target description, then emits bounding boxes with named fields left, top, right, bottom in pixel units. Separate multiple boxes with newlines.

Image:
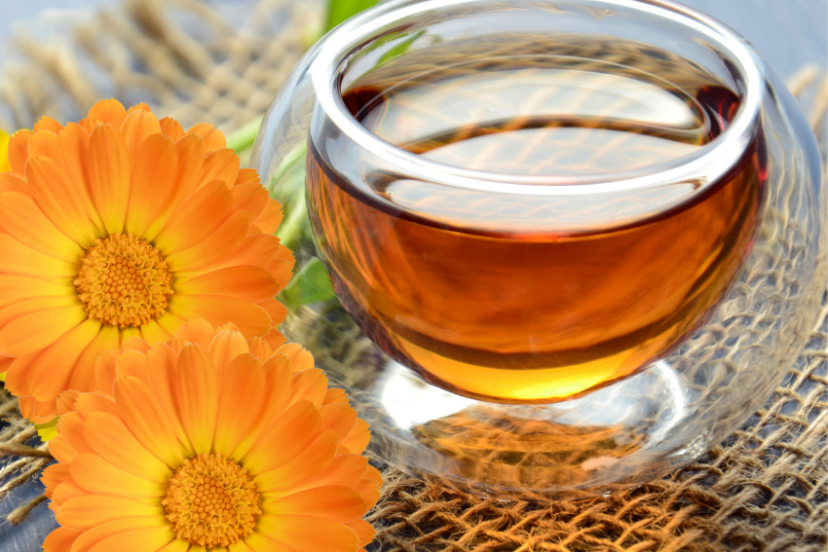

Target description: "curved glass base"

left=317, top=345, right=717, bottom=499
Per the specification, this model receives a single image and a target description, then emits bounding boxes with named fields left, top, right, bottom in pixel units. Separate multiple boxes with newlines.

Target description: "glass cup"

left=252, top=0, right=826, bottom=497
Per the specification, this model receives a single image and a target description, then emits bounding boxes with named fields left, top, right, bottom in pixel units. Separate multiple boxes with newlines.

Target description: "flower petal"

left=0, top=274, right=74, bottom=309
left=26, top=154, right=99, bottom=247
left=256, top=515, right=359, bottom=552
left=87, top=99, right=128, bottom=127
left=29, top=319, right=101, bottom=401
left=346, top=519, right=376, bottom=547
left=242, top=400, right=321, bottom=475
left=213, top=353, right=266, bottom=457
left=0, top=192, right=83, bottom=262
left=177, top=266, right=282, bottom=303
left=139, top=320, right=171, bottom=347
left=243, top=534, right=293, bottom=552
left=68, top=325, right=120, bottom=393
left=158, top=539, right=192, bottom=552
left=0, top=304, right=87, bottom=357
left=125, top=133, right=177, bottom=238
left=71, top=453, right=165, bottom=499
left=58, top=123, right=105, bottom=232
left=232, top=183, right=269, bottom=222
left=42, top=527, right=81, bottom=552
left=57, top=412, right=95, bottom=455
left=253, top=199, right=284, bottom=235
left=154, top=179, right=234, bottom=254
left=89, top=527, right=177, bottom=552
left=168, top=295, right=272, bottom=339
left=173, top=344, right=219, bottom=454
left=146, top=343, right=194, bottom=455
left=339, top=418, right=371, bottom=456
left=68, top=516, right=168, bottom=552
left=287, top=369, right=328, bottom=409
left=186, top=123, right=225, bottom=152
left=87, top=124, right=130, bottom=234
left=114, top=375, right=186, bottom=467
left=0, top=172, right=29, bottom=194
left=262, top=486, right=367, bottom=522
left=319, top=403, right=357, bottom=446
left=0, top=233, right=78, bottom=278
left=254, top=431, right=338, bottom=493
left=159, top=118, right=185, bottom=142
left=7, top=129, right=31, bottom=175
left=165, top=210, right=250, bottom=276
left=120, top=108, right=162, bottom=161
left=75, top=392, right=120, bottom=418
left=83, top=411, right=172, bottom=484
left=208, top=328, right=250, bottom=369
left=234, top=168, right=261, bottom=187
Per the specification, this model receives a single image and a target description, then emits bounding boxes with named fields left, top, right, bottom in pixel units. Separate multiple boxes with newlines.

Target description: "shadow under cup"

left=255, top=0, right=825, bottom=495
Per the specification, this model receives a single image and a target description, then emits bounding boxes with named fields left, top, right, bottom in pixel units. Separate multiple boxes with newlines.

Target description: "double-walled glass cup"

left=253, top=0, right=826, bottom=496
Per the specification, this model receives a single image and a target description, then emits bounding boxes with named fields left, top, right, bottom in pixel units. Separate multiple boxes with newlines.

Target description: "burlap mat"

left=0, top=1, right=825, bottom=551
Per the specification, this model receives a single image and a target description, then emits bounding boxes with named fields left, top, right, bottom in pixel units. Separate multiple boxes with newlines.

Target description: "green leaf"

left=279, top=257, right=336, bottom=312
left=326, top=0, right=380, bottom=32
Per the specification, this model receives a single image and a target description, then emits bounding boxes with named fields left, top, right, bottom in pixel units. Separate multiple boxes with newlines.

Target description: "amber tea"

left=307, top=37, right=766, bottom=403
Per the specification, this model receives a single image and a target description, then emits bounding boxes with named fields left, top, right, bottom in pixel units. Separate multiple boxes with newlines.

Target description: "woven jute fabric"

left=0, top=1, right=826, bottom=551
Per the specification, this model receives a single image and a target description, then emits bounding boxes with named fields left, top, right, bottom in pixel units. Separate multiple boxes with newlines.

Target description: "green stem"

left=226, top=116, right=264, bottom=152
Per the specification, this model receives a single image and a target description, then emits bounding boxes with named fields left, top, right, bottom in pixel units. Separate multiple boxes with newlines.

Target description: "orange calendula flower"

left=42, top=319, right=379, bottom=552
left=0, top=100, right=293, bottom=427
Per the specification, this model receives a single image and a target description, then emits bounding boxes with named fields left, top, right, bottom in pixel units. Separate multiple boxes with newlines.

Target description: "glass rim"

left=309, top=0, right=765, bottom=196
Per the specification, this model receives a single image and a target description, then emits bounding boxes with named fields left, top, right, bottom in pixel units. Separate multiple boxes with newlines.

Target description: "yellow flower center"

left=162, top=453, right=262, bottom=549
left=75, top=233, right=173, bottom=329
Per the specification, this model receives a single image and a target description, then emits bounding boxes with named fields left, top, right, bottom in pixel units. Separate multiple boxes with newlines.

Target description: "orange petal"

left=51, top=480, right=89, bottom=507
left=139, top=320, right=171, bottom=346
left=165, top=210, right=250, bottom=276
left=287, top=369, right=328, bottom=409
left=66, top=515, right=167, bottom=552
left=346, top=519, right=376, bottom=547
left=3, top=352, right=40, bottom=398
left=262, top=454, right=370, bottom=499
left=0, top=233, right=78, bottom=278
left=0, top=295, right=79, bottom=330
left=242, top=400, right=321, bottom=475
left=213, top=354, right=266, bottom=457
left=41, top=463, right=72, bottom=494
left=49, top=435, right=78, bottom=463
left=141, top=134, right=204, bottom=241
left=71, top=453, right=165, bottom=499
left=87, top=99, right=127, bottom=127
left=176, top=266, right=282, bottom=303
left=259, top=299, right=288, bottom=328
left=0, top=304, right=86, bottom=357
left=120, top=108, right=161, bottom=161
left=323, top=388, right=349, bottom=405
left=168, top=295, right=272, bottom=339
left=254, top=431, right=338, bottom=494
left=262, top=486, right=367, bottom=522
left=256, top=515, right=359, bottom=552
left=353, top=471, right=381, bottom=510
left=215, top=234, right=283, bottom=273
left=125, top=133, right=177, bottom=238
left=254, top=199, right=284, bottom=235
left=28, top=319, right=101, bottom=402
left=26, top=155, right=99, bottom=247
left=320, top=403, right=357, bottom=446
left=75, top=392, right=120, bottom=417
left=234, top=168, right=261, bottom=186
left=8, top=129, right=31, bottom=175
left=247, top=337, right=273, bottom=362
left=88, top=526, right=175, bottom=552
left=232, top=183, right=269, bottom=222
left=186, top=122, right=226, bottom=152
left=114, top=375, right=185, bottom=467
left=68, top=325, right=120, bottom=393
left=158, top=539, right=192, bottom=552
left=0, top=192, right=82, bottom=262
left=208, top=329, right=250, bottom=369
left=0, top=172, right=29, bottom=194
left=195, top=148, right=239, bottom=190
left=42, top=527, right=81, bottom=552
left=57, top=412, right=95, bottom=455
left=87, top=124, right=130, bottom=235
left=230, top=354, right=292, bottom=461
left=33, top=115, right=65, bottom=134
left=243, top=534, right=293, bottom=552
left=339, top=418, right=371, bottom=456
left=83, top=411, right=172, bottom=483
left=263, top=328, right=287, bottom=349
left=146, top=343, right=194, bottom=456
left=126, top=102, right=153, bottom=114
left=114, top=349, right=151, bottom=382
left=173, top=344, right=219, bottom=454
left=57, top=123, right=105, bottom=232
left=28, top=128, right=63, bottom=161
left=159, top=117, right=185, bottom=142
left=172, top=318, right=216, bottom=348
left=0, top=274, right=74, bottom=309
left=154, top=179, right=233, bottom=254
